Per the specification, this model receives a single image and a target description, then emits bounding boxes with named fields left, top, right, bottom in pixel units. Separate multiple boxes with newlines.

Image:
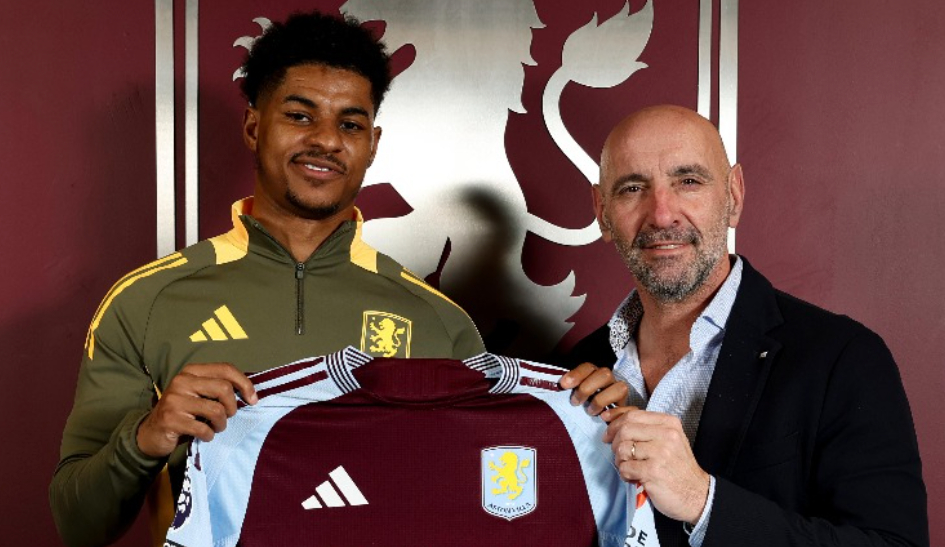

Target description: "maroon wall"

left=0, top=1, right=940, bottom=546
left=738, top=1, right=945, bottom=536
left=0, top=0, right=157, bottom=544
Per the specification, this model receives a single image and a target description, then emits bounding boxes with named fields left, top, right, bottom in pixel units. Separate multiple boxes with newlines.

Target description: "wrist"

left=686, top=471, right=711, bottom=525
left=114, top=411, right=169, bottom=474
left=135, top=413, right=169, bottom=460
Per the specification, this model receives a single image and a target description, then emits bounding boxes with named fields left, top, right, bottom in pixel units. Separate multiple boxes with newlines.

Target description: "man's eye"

left=341, top=121, right=364, bottom=131
left=286, top=112, right=310, bottom=122
left=681, top=178, right=701, bottom=186
left=617, top=185, right=642, bottom=195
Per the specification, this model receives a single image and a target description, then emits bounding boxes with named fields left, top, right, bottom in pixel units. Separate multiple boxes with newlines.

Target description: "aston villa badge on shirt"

left=481, top=446, right=537, bottom=520
left=361, top=311, right=412, bottom=358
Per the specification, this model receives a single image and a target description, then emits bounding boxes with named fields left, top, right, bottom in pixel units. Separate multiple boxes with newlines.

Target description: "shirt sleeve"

left=49, top=311, right=165, bottom=547
left=688, top=475, right=716, bottom=547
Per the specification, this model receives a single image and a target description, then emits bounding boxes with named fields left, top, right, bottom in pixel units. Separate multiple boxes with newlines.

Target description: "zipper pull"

left=296, top=263, right=305, bottom=279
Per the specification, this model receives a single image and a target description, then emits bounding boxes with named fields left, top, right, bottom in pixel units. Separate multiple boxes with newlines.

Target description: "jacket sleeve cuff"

left=113, top=410, right=168, bottom=477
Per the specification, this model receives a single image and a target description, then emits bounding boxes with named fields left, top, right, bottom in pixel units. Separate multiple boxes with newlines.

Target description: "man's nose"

left=304, top=120, right=343, bottom=151
left=647, top=186, right=679, bottom=228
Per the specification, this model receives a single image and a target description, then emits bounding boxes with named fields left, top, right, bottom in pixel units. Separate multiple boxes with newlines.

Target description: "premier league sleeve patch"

left=481, top=446, right=537, bottom=520
left=170, top=448, right=197, bottom=531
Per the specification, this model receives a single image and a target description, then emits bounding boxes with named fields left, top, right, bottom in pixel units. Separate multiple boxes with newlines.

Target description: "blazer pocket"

left=737, top=430, right=800, bottom=471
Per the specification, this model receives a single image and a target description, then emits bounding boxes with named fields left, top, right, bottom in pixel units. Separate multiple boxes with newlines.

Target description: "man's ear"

left=727, top=164, right=745, bottom=228
left=368, top=126, right=382, bottom=167
left=592, top=184, right=612, bottom=242
left=243, top=107, right=260, bottom=152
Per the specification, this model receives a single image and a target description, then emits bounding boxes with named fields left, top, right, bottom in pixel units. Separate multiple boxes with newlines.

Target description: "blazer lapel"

left=693, top=259, right=784, bottom=476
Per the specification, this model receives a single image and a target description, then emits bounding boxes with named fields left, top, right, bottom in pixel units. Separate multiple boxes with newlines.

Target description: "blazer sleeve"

left=704, top=329, right=928, bottom=547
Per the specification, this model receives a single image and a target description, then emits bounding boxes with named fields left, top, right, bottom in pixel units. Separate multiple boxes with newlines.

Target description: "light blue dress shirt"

left=607, top=257, right=743, bottom=547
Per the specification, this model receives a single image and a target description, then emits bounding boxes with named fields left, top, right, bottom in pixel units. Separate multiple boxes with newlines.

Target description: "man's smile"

left=291, top=153, right=346, bottom=177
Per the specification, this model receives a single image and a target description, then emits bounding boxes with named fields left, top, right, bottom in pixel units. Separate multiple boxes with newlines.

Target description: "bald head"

left=601, top=105, right=731, bottom=190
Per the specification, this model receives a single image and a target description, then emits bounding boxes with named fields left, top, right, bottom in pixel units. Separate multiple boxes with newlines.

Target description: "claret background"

left=1, top=1, right=942, bottom=545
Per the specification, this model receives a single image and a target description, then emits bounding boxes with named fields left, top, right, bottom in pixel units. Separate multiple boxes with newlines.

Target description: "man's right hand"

left=560, top=362, right=628, bottom=418
left=136, top=363, right=258, bottom=458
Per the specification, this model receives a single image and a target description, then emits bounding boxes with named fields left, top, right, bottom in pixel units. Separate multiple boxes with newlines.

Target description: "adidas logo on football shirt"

left=189, top=305, right=248, bottom=342
left=301, top=466, right=369, bottom=510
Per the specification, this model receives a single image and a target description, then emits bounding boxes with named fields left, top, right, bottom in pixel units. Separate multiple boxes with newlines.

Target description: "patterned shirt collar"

left=607, top=256, right=744, bottom=357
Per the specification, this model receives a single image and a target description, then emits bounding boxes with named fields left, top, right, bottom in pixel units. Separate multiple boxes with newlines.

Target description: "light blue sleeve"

left=163, top=443, right=212, bottom=546
left=164, top=354, right=352, bottom=546
left=530, top=390, right=631, bottom=547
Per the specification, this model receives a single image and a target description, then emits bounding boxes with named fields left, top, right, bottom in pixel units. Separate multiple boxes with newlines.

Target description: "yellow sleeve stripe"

left=85, top=256, right=189, bottom=360
left=86, top=253, right=185, bottom=334
left=399, top=270, right=465, bottom=312
left=85, top=252, right=185, bottom=352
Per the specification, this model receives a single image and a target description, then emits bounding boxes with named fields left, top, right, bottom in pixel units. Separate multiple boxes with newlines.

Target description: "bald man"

left=560, top=106, right=927, bottom=546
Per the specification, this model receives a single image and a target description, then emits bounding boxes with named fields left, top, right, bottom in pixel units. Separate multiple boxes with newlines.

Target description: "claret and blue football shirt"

left=165, top=347, right=650, bottom=547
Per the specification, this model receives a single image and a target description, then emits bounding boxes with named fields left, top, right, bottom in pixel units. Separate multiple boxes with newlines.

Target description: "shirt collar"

left=608, top=256, right=744, bottom=357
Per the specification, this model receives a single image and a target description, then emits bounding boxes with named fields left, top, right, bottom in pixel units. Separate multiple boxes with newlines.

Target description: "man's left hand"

left=603, top=406, right=711, bottom=524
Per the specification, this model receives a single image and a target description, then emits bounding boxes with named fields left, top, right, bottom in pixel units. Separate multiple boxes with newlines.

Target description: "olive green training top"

left=50, top=198, right=484, bottom=547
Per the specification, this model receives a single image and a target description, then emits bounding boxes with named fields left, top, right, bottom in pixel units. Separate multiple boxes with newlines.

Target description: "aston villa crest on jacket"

left=361, top=310, right=412, bottom=357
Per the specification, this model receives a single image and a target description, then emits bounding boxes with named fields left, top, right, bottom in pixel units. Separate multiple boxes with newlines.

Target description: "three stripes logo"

left=189, top=305, right=248, bottom=342
left=301, top=466, right=369, bottom=510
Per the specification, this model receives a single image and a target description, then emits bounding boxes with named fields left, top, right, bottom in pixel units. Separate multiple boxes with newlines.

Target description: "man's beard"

left=256, top=150, right=354, bottom=221
left=608, top=205, right=730, bottom=303
left=285, top=188, right=343, bottom=220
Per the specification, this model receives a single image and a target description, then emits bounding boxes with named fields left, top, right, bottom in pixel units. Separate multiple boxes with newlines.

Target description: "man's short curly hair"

left=240, top=11, right=391, bottom=113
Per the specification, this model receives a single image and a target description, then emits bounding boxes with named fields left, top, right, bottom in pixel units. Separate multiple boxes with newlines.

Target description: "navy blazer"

left=565, top=258, right=928, bottom=547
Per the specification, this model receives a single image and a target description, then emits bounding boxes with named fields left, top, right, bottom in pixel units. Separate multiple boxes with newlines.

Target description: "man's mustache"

left=633, top=227, right=700, bottom=249
left=291, top=151, right=347, bottom=173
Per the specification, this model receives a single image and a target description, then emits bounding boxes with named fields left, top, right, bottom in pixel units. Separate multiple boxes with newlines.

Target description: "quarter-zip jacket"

left=51, top=198, right=484, bottom=547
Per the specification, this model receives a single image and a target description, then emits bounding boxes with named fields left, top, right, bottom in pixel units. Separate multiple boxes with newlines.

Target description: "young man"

left=563, top=105, right=927, bottom=546
left=50, top=12, right=483, bottom=547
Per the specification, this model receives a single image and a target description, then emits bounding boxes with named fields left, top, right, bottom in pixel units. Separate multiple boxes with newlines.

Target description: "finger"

left=614, top=458, right=647, bottom=484
left=604, top=409, right=678, bottom=441
left=189, top=397, right=230, bottom=433
left=605, top=419, right=666, bottom=450
left=180, top=363, right=258, bottom=405
left=168, top=375, right=237, bottom=410
left=137, top=402, right=218, bottom=457
left=614, top=408, right=679, bottom=427
left=600, top=404, right=635, bottom=424
left=559, top=362, right=598, bottom=389
left=156, top=392, right=229, bottom=432
left=586, top=380, right=629, bottom=416
left=196, top=377, right=241, bottom=418
left=168, top=372, right=255, bottom=416
left=169, top=413, right=217, bottom=443
left=611, top=437, right=637, bottom=464
left=622, top=440, right=648, bottom=462
left=569, top=367, right=616, bottom=406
